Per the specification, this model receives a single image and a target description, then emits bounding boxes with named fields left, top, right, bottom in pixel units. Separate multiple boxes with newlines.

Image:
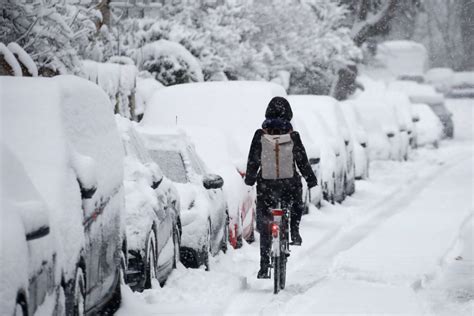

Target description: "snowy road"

left=117, top=99, right=473, bottom=315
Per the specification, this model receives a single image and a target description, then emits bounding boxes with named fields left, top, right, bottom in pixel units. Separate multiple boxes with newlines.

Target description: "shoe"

left=257, top=267, right=270, bottom=279
left=290, top=232, right=302, bottom=246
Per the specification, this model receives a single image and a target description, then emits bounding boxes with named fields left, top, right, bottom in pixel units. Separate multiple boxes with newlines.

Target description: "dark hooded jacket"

left=244, top=97, right=318, bottom=188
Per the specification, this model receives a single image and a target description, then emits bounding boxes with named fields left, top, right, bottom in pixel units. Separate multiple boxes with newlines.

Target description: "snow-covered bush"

left=136, top=40, right=203, bottom=86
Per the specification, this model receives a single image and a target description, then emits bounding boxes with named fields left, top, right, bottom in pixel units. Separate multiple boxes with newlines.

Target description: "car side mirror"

left=151, top=178, right=162, bottom=190
left=78, top=179, right=97, bottom=200
left=203, top=174, right=224, bottom=190
left=145, top=162, right=164, bottom=190
left=309, top=157, right=320, bottom=165
left=71, top=150, right=98, bottom=200
left=18, top=201, right=50, bottom=241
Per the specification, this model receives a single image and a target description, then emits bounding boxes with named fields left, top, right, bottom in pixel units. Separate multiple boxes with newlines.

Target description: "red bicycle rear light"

left=271, top=223, right=279, bottom=238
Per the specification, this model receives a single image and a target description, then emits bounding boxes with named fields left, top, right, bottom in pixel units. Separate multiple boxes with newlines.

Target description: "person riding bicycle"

left=244, top=96, right=318, bottom=279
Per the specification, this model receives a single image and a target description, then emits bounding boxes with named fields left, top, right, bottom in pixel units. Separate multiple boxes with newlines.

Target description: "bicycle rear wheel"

left=280, top=255, right=286, bottom=290
left=273, top=255, right=280, bottom=294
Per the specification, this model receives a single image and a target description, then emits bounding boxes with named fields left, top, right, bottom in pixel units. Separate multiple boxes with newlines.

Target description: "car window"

left=149, top=149, right=188, bottom=183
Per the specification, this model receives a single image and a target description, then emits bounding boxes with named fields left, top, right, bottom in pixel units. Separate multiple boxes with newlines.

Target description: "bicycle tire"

left=273, top=255, right=280, bottom=294
left=280, top=255, right=286, bottom=290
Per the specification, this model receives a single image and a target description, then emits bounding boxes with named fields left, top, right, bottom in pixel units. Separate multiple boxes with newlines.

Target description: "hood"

left=265, top=96, right=293, bottom=121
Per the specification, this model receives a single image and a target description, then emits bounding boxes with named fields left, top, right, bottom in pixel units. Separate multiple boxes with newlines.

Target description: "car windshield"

left=149, top=149, right=188, bottom=183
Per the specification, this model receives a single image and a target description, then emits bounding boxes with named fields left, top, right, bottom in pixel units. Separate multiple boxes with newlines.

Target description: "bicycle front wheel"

left=273, top=255, right=280, bottom=294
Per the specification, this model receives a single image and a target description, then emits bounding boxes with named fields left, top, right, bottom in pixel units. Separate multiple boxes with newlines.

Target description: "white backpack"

left=261, top=133, right=294, bottom=180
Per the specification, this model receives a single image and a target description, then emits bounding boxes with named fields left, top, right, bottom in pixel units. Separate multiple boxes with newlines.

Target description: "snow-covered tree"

left=0, top=0, right=99, bottom=75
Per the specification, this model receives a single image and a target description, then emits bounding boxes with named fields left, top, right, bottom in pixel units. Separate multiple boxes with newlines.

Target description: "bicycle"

left=270, top=206, right=290, bottom=294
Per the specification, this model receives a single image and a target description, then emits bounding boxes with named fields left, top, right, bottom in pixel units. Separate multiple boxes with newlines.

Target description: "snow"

left=412, top=103, right=444, bottom=147
left=329, top=152, right=472, bottom=312
left=452, top=72, right=474, bottom=88
left=0, top=144, right=51, bottom=315
left=445, top=98, right=474, bottom=141
left=374, top=40, right=428, bottom=79
left=389, top=80, right=445, bottom=105
left=0, top=42, right=22, bottom=76
left=425, top=68, right=454, bottom=93
left=350, top=77, right=400, bottom=160
left=116, top=115, right=160, bottom=255
left=81, top=60, right=138, bottom=118
left=7, top=42, right=38, bottom=77
left=135, top=77, right=164, bottom=117
left=340, top=100, right=369, bottom=178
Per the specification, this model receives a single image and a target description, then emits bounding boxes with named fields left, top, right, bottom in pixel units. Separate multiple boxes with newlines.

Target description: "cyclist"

left=244, top=96, right=318, bottom=279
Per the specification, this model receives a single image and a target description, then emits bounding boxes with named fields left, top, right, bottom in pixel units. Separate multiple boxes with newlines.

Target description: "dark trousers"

left=256, top=178, right=304, bottom=267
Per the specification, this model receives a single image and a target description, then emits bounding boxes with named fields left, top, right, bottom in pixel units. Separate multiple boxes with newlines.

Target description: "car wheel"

left=221, top=213, right=229, bottom=254
left=203, top=221, right=211, bottom=271
left=64, top=267, right=85, bottom=316
left=172, top=224, right=181, bottom=269
left=14, top=297, right=27, bottom=316
left=144, top=230, right=157, bottom=289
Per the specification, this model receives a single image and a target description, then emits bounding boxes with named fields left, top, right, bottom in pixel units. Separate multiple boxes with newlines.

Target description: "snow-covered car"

left=1, top=76, right=125, bottom=315
left=289, top=96, right=343, bottom=204
left=141, top=81, right=288, bottom=241
left=116, top=116, right=181, bottom=290
left=385, top=87, right=414, bottom=157
left=412, top=103, right=444, bottom=148
left=354, top=76, right=405, bottom=161
left=290, top=95, right=355, bottom=200
left=176, top=125, right=256, bottom=248
left=340, top=100, right=370, bottom=179
left=1, top=144, right=60, bottom=316
left=138, top=127, right=229, bottom=270
left=368, top=40, right=428, bottom=82
left=291, top=110, right=332, bottom=205
left=389, top=80, right=454, bottom=138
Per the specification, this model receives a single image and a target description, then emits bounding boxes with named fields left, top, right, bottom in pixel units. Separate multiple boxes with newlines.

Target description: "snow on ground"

left=117, top=100, right=473, bottom=315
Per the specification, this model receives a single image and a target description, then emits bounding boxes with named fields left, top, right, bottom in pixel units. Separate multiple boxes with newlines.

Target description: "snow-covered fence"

left=81, top=60, right=138, bottom=120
